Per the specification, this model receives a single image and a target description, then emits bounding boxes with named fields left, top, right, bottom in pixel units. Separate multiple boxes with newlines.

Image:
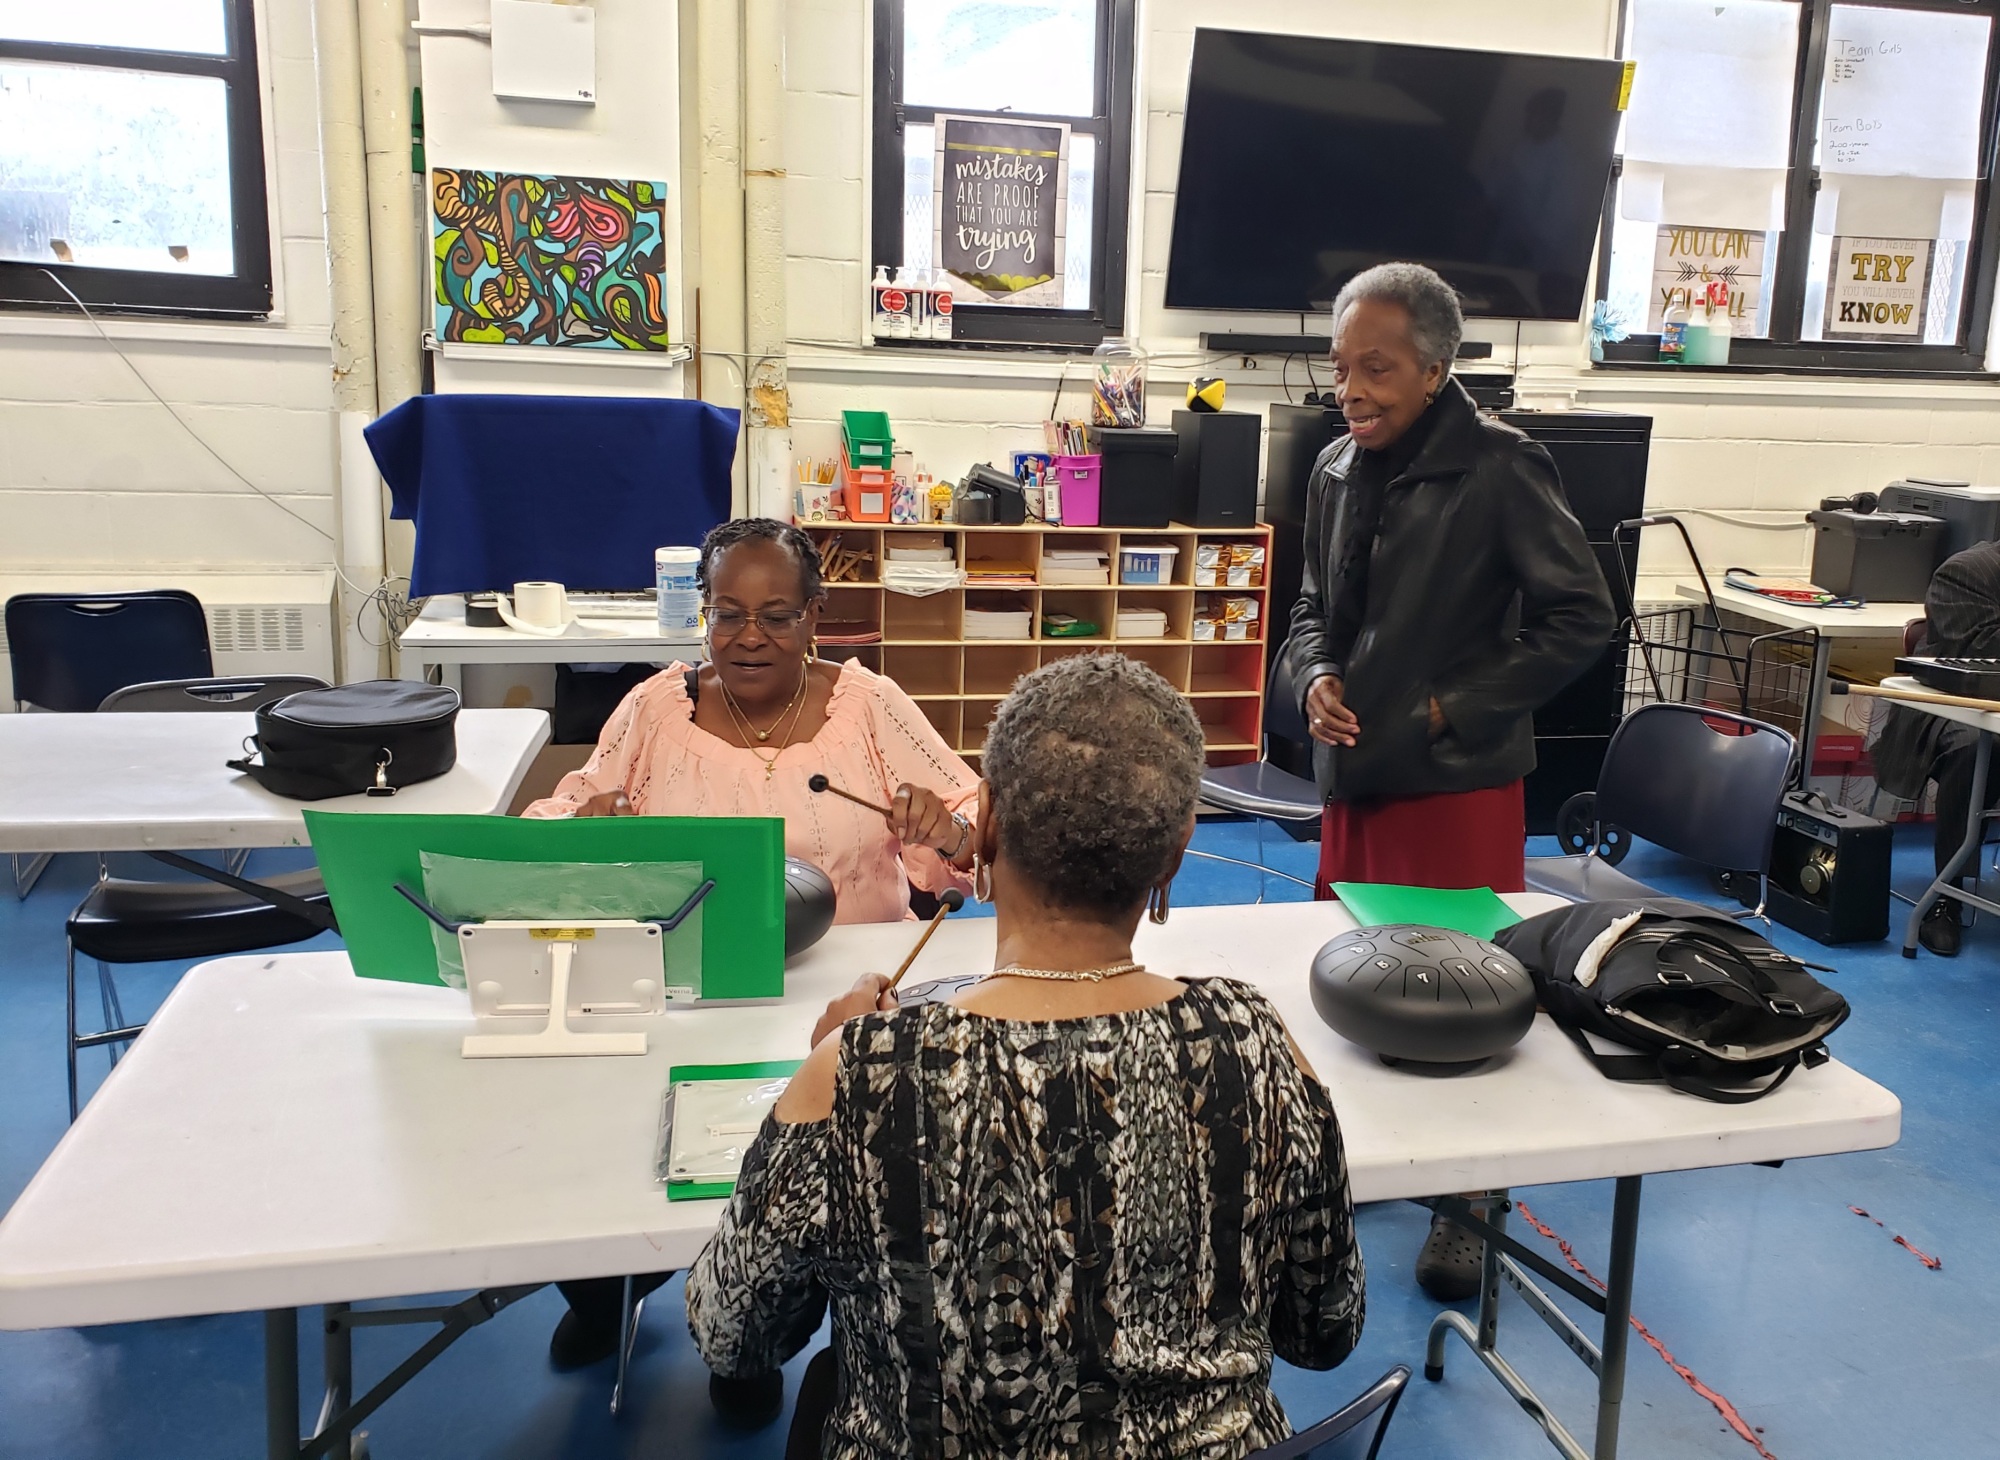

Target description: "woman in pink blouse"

left=524, top=517, right=978, bottom=923
left=525, top=517, right=979, bottom=1372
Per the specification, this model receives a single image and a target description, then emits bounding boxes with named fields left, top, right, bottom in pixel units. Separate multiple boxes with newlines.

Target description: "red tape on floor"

left=1513, top=1200, right=1779, bottom=1460
left=1848, top=1205, right=1943, bottom=1269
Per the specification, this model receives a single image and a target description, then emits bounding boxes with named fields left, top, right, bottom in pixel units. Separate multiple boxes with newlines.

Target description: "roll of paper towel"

left=496, top=581, right=573, bottom=635
left=656, top=547, right=701, bottom=634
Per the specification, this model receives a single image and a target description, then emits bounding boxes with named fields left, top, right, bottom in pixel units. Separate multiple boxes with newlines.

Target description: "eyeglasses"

left=704, top=606, right=810, bottom=638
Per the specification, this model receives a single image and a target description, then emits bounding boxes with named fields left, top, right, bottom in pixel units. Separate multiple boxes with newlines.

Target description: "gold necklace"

left=985, top=960, right=1144, bottom=983
left=717, top=668, right=807, bottom=742
left=718, top=669, right=810, bottom=780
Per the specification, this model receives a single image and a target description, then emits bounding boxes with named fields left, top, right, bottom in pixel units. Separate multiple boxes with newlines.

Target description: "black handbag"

left=227, top=681, right=460, bottom=800
left=1494, top=898, right=1850, bottom=1103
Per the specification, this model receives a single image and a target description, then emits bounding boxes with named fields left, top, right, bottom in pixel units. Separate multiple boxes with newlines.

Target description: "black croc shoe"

left=710, top=1370, right=786, bottom=1428
left=548, top=1307, right=622, bottom=1370
left=1415, top=1211, right=1486, bottom=1302
left=1919, top=898, right=1963, bottom=958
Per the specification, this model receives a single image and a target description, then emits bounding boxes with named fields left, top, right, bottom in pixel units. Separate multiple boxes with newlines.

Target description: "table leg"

left=1593, top=1177, right=1643, bottom=1460
left=1904, top=730, right=1992, bottom=957
left=266, top=1308, right=300, bottom=1460
left=319, top=1303, right=352, bottom=1443
left=1477, top=1195, right=1505, bottom=1355
left=1800, top=633, right=1832, bottom=776
left=12, top=850, right=53, bottom=899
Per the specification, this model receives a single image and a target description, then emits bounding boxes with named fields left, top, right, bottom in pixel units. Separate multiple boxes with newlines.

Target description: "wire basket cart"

left=1555, top=516, right=1818, bottom=865
left=1611, top=516, right=1819, bottom=754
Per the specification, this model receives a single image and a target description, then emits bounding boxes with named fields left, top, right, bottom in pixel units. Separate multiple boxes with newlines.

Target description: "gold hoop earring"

left=1148, top=882, right=1171, bottom=925
left=972, top=852, right=993, bottom=904
left=807, top=634, right=819, bottom=663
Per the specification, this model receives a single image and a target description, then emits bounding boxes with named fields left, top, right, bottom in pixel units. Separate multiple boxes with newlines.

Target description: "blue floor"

left=1, top=821, right=1994, bottom=1458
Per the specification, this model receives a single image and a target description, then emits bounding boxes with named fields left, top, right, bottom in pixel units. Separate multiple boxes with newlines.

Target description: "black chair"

left=7, top=590, right=215, bottom=898
left=1524, top=702, right=1796, bottom=914
left=1194, top=660, right=1321, bottom=892
left=98, top=674, right=327, bottom=713
left=1201, top=657, right=1322, bottom=825
left=63, top=673, right=336, bottom=1121
left=5, top=590, right=212, bottom=712
left=1246, top=1365, right=1410, bottom=1460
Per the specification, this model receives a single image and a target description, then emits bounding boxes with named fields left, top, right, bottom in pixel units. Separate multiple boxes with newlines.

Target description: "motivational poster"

left=1825, top=236, right=1933, bottom=339
left=1647, top=225, right=1766, bottom=333
left=932, top=114, right=1070, bottom=308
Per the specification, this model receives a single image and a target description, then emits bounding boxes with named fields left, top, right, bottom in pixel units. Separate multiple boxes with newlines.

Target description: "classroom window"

left=0, top=0, right=272, bottom=317
left=1599, top=0, right=2000, bottom=373
left=871, top=0, right=1134, bottom=347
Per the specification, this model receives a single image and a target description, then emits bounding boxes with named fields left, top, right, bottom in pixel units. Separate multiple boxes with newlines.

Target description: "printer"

left=1878, top=480, right=2000, bottom=561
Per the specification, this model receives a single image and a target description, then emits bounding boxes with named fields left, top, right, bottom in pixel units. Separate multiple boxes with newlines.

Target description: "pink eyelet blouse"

left=522, top=660, right=978, bottom=924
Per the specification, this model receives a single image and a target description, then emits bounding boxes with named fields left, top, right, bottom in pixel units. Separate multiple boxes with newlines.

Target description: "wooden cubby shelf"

left=804, top=521, right=1274, bottom=766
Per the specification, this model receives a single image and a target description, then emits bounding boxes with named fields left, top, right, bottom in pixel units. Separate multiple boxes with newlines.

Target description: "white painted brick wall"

left=0, top=0, right=336, bottom=576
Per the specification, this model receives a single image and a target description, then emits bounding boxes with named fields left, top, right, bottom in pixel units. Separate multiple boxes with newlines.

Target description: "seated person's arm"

left=865, top=681, right=981, bottom=885
left=1269, top=1079, right=1367, bottom=1371
left=520, top=679, right=654, bottom=818
left=685, top=1111, right=831, bottom=1378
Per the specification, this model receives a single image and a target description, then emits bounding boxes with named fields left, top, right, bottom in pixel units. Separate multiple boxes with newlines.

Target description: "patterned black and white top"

left=686, top=978, right=1365, bottom=1459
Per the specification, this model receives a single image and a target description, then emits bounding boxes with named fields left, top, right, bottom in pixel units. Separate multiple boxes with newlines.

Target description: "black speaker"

left=1172, top=410, right=1260, bottom=527
left=1764, top=793, right=1892, bottom=945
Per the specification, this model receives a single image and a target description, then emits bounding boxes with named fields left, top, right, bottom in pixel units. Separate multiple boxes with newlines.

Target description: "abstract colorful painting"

left=432, top=169, right=671, bottom=349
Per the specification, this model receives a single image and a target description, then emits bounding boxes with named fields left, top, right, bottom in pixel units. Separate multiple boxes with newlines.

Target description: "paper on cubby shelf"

left=883, top=564, right=965, bottom=597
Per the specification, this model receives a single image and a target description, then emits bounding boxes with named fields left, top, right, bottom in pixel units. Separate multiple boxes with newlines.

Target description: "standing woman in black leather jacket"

left=1281, top=261, right=1615, bottom=904
left=1280, top=262, right=1615, bottom=1304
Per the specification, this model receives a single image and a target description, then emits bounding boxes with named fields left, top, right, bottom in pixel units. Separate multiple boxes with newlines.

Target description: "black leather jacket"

left=1279, top=379, right=1616, bottom=802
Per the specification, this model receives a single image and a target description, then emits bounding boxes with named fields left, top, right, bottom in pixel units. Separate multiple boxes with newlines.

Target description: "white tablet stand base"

left=461, top=922, right=664, bottom=1058
left=394, top=881, right=714, bottom=1060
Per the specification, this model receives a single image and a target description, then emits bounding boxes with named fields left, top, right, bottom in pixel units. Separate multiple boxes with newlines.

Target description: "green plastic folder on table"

left=1329, top=882, right=1521, bottom=940
left=303, top=811, right=787, bottom=1000
left=662, top=1060, right=803, bottom=1201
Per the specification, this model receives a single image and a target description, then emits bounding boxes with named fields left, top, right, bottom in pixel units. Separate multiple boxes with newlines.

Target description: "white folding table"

left=398, top=596, right=702, bottom=688
left=1671, top=579, right=1921, bottom=766
left=0, top=899, right=1900, bottom=1460
left=0, top=708, right=552, bottom=857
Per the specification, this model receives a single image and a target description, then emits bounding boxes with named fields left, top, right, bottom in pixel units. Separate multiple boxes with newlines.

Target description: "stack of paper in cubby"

left=1114, top=606, right=1169, bottom=638
left=965, top=591, right=1034, bottom=639
left=1040, top=550, right=1110, bottom=585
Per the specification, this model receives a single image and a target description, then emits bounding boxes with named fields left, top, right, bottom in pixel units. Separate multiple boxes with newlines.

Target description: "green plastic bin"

left=840, top=410, right=894, bottom=467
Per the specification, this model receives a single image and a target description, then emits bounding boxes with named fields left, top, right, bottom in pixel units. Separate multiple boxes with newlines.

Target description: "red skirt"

left=1315, top=781, right=1526, bottom=897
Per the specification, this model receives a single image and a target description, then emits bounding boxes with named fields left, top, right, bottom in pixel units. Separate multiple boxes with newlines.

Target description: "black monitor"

left=1165, top=30, right=1624, bottom=321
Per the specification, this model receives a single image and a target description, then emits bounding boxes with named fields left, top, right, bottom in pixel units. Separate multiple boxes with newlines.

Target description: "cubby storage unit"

left=801, top=522, right=1274, bottom=766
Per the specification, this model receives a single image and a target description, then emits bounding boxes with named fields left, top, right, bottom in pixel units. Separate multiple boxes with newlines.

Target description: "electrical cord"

left=40, top=269, right=334, bottom=545
left=37, top=269, right=414, bottom=645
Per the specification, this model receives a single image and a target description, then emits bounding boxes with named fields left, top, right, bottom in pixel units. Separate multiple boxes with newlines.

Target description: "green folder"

left=1329, top=882, right=1521, bottom=940
left=663, top=1059, right=803, bottom=1202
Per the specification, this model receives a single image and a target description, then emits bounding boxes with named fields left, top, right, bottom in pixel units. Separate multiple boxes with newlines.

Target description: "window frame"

left=1596, top=0, right=2000, bottom=376
left=0, top=0, right=273, bottom=319
left=869, top=0, right=1134, bottom=350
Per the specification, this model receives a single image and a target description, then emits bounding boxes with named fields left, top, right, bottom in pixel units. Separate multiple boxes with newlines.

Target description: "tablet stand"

left=395, top=880, right=715, bottom=1059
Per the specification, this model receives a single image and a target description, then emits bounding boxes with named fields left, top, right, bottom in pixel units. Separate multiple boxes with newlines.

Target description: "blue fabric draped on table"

left=366, top=394, right=739, bottom=598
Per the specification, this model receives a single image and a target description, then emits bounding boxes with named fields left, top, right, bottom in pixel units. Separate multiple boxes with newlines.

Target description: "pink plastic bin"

left=1053, top=454, right=1102, bottom=527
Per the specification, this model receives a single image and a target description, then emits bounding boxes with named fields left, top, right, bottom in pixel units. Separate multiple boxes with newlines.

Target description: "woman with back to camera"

left=686, top=654, right=1365, bottom=1459
left=522, top=517, right=979, bottom=1369
left=1279, top=262, right=1615, bottom=1302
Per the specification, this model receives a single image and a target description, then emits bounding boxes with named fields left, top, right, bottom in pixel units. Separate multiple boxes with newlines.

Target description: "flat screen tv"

left=1165, top=30, right=1624, bottom=321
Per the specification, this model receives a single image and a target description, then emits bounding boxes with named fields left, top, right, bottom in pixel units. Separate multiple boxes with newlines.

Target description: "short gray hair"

left=1332, top=262, right=1465, bottom=370
left=982, top=653, right=1205, bottom=915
